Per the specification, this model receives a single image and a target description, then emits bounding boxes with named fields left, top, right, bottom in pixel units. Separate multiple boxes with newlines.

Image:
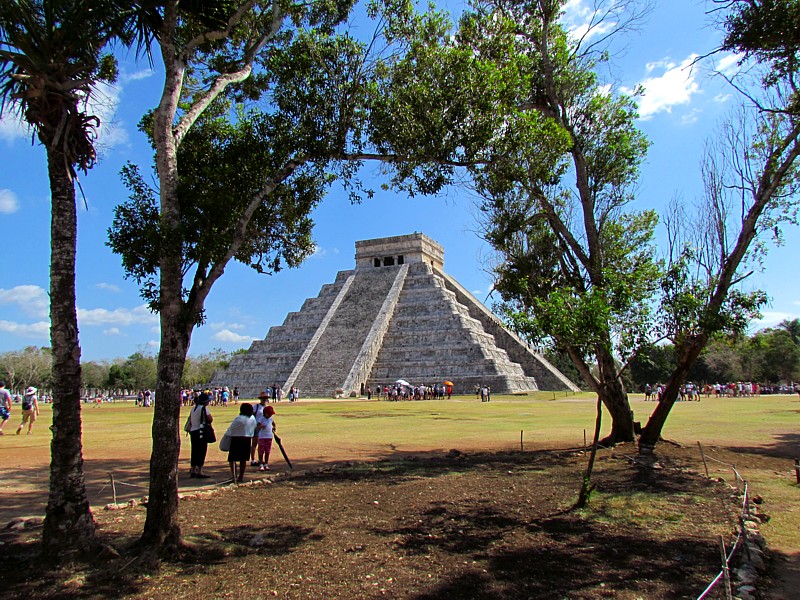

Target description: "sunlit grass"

left=16, top=392, right=799, bottom=549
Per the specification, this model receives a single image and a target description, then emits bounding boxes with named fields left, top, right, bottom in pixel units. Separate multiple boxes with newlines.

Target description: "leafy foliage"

left=721, top=0, right=800, bottom=88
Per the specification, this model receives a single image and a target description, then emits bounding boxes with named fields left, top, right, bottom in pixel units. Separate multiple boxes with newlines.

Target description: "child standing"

left=256, top=405, right=276, bottom=471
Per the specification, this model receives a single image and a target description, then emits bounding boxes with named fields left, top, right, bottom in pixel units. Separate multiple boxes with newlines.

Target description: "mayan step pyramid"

left=211, top=233, right=579, bottom=398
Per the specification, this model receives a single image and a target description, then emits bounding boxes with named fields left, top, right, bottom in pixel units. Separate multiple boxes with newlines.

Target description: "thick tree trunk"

left=597, top=380, right=635, bottom=444
left=139, top=304, right=192, bottom=552
left=595, top=348, right=634, bottom=444
left=639, top=336, right=708, bottom=452
left=41, top=147, right=97, bottom=557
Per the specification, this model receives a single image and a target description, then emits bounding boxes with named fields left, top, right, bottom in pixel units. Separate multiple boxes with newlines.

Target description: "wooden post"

left=698, top=441, right=710, bottom=478
left=719, top=536, right=733, bottom=600
left=583, top=429, right=587, bottom=452
left=794, top=458, right=799, bottom=484
left=109, top=472, right=117, bottom=506
left=520, top=430, right=524, bottom=452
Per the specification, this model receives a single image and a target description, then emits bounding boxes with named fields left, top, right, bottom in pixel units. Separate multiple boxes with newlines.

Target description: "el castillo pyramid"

left=211, top=233, right=579, bottom=398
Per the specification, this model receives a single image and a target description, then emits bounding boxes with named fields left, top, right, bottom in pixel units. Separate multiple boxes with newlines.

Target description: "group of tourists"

left=186, top=389, right=279, bottom=484
left=377, top=383, right=452, bottom=400
left=181, top=386, right=240, bottom=407
left=0, top=380, right=40, bottom=435
left=258, top=383, right=300, bottom=402
left=644, top=381, right=798, bottom=401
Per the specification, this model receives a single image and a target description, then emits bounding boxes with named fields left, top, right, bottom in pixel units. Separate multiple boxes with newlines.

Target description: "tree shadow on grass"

left=725, top=432, right=800, bottom=460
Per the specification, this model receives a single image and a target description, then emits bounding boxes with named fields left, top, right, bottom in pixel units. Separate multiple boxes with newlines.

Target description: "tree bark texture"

left=41, top=146, right=97, bottom=557
left=140, top=28, right=193, bottom=549
left=139, top=320, right=190, bottom=550
left=595, top=348, right=635, bottom=444
left=639, top=335, right=708, bottom=451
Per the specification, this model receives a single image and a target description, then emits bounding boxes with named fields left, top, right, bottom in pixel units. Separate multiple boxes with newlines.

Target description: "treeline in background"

left=0, top=346, right=245, bottom=397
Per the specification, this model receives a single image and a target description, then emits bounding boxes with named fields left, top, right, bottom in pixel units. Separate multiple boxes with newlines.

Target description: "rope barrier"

left=617, top=444, right=753, bottom=600
left=695, top=442, right=754, bottom=600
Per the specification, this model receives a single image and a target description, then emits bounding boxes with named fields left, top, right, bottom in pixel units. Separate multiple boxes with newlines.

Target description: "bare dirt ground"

left=0, top=440, right=793, bottom=599
left=0, top=399, right=797, bottom=599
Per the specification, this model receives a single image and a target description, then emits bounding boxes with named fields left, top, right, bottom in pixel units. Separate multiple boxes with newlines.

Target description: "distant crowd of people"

left=376, top=383, right=453, bottom=401
left=643, top=381, right=799, bottom=401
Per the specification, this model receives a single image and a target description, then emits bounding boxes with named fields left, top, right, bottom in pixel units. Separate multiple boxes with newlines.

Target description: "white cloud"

left=752, top=311, right=799, bottom=330
left=714, top=93, right=732, bottom=104
left=563, top=0, right=616, bottom=43
left=212, top=329, right=258, bottom=344
left=1, top=80, right=128, bottom=150
left=78, top=304, right=158, bottom=327
left=0, top=285, right=49, bottom=318
left=626, top=55, right=700, bottom=120
left=87, top=81, right=128, bottom=150
left=0, top=105, right=31, bottom=142
left=122, top=68, right=155, bottom=83
left=680, top=108, right=702, bottom=126
left=210, top=321, right=246, bottom=331
left=103, top=327, right=122, bottom=335
left=0, top=319, right=50, bottom=338
left=95, top=282, right=121, bottom=293
left=0, top=189, right=20, bottom=214
left=716, top=53, right=744, bottom=76
left=311, top=245, right=339, bottom=259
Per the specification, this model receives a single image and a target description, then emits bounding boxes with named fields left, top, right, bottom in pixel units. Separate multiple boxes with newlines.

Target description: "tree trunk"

left=595, top=348, right=634, bottom=444
left=639, top=335, right=708, bottom=452
left=41, top=146, right=97, bottom=558
left=139, top=310, right=191, bottom=553
left=598, top=378, right=635, bottom=444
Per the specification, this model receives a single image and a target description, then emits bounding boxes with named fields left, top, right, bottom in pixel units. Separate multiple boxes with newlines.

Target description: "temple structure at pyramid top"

left=211, top=233, right=579, bottom=398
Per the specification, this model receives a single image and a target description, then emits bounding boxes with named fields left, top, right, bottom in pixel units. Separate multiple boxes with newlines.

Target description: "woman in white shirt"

left=256, top=405, right=276, bottom=471
left=224, top=402, right=256, bottom=483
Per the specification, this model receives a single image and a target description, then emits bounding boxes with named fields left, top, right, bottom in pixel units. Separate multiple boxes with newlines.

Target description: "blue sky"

left=1, top=0, right=798, bottom=362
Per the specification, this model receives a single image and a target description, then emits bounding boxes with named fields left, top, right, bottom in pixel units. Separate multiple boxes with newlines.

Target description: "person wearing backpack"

left=16, top=386, right=39, bottom=435
left=0, top=381, right=11, bottom=435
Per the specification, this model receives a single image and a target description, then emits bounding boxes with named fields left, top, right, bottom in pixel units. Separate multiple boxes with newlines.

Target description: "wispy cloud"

left=716, top=53, right=744, bottom=76
left=78, top=304, right=158, bottom=327
left=0, top=285, right=49, bottom=318
left=752, top=311, right=799, bottom=330
left=95, top=282, right=121, bottom=293
left=0, top=319, right=49, bottom=338
left=103, top=327, right=122, bottom=335
left=0, top=188, right=20, bottom=214
left=680, top=108, right=702, bottom=126
left=625, top=55, right=700, bottom=120
left=88, top=81, right=128, bottom=150
left=212, top=329, right=258, bottom=344
left=311, top=245, right=339, bottom=259
left=0, top=105, right=31, bottom=142
left=122, top=68, right=155, bottom=83
left=562, top=0, right=617, bottom=43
